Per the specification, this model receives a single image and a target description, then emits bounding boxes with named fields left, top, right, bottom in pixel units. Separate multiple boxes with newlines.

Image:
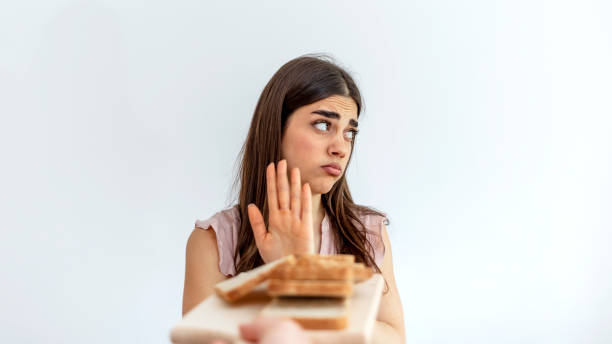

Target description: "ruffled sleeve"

left=194, top=206, right=241, bottom=277
left=360, top=211, right=389, bottom=268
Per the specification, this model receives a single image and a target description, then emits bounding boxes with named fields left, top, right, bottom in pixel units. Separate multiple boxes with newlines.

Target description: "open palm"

left=247, top=159, right=314, bottom=263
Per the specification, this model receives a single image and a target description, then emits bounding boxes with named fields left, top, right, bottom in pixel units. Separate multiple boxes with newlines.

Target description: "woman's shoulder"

left=353, top=205, right=390, bottom=231
left=194, top=205, right=241, bottom=231
left=193, top=205, right=241, bottom=277
left=351, top=205, right=389, bottom=267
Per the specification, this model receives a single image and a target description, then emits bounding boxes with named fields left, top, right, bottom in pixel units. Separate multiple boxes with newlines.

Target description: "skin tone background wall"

left=1, top=1, right=610, bottom=343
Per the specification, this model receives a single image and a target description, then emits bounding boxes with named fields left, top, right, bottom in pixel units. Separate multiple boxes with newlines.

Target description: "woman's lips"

left=322, top=165, right=342, bottom=176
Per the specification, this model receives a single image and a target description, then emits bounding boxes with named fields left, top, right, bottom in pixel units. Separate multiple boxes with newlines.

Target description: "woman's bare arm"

left=373, top=223, right=406, bottom=343
left=182, top=227, right=229, bottom=316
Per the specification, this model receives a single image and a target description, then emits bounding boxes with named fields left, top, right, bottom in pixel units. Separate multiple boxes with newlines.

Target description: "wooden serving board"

left=170, top=274, right=384, bottom=344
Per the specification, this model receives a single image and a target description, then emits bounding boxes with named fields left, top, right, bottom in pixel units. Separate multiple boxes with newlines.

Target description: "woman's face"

left=281, top=95, right=359, bottom=195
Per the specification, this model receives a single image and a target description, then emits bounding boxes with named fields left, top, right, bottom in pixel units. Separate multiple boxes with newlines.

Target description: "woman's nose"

left=327, top=133, right=348, bottom=158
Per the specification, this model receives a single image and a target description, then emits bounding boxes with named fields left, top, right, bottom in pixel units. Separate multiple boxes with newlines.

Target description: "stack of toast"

left=213, top=254, right=373, bottom=330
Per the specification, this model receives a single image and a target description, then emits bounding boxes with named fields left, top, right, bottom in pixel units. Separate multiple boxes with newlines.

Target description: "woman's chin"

left=309, top=181, right=336, bottom=196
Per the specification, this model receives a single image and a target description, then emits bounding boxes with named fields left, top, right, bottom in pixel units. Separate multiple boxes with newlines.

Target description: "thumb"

left=247, top=204, right=267, bottom=246
left=239, top=316, right=282, bottom=342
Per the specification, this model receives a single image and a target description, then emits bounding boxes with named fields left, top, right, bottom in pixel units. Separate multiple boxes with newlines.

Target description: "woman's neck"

left=311, top=193, right=325, bottom=228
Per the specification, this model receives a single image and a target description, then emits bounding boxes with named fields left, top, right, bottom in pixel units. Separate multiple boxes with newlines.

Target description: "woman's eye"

left=345, top=130, right=359, bottom=140
left=313, top=121, right=330, bottom=131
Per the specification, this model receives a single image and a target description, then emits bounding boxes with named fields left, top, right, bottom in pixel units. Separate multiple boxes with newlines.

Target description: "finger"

left=247, top=204, right=267, bottom=246
left=277, top=160, right=290, bottom=210
left=260, top=320, right=309, bottom=344
left=290, top=167, right=301, bottom=220
left=266, top=162, right=278, bottom=212
left=301, top=183, right=312, bottom=228
left=239, top=316, right=282, bottom=341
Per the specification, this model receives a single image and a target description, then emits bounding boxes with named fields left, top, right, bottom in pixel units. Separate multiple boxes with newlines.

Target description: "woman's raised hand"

left=247, top=159, right=314, bottom=264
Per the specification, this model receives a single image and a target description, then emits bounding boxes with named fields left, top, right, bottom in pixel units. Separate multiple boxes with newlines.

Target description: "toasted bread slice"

left=278, top=253, right=355, bottom=280
left=214, top=255, right=295, bottom=302
left=260, top=297, right=350, bottom=330
left=270, top=261, right=354, bottom=281
left=267, top=279, right=353, bottom=298
left=273, top=254, right=372, bottom=283
left=294, top=253, right=355, bottom=265
left=352, top=262, right=374, bottom=282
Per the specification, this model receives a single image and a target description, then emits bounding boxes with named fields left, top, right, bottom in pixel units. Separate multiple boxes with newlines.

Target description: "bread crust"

left=352, top=262, right=374, bottom=282
left=214, top=255, right=296, bottom=302
left=292, top=316, right=348, bottom=330
left=215, top=274, right=268, bottom=302
left=273, top=255, right=373, bottom=283
left=267, top=279, right=353, bottom=297
left=294, top=253, right=355, bottom=264
left=270, top=264, right=353, bottom=281
left=261, top=297, right=350, bottom=330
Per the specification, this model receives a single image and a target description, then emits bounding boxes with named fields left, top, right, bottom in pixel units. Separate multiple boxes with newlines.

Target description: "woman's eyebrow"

left=311, top=110, right=358, bottom=127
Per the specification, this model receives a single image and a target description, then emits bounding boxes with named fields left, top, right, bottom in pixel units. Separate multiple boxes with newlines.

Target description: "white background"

left=1, top=1, right=610, bottom=343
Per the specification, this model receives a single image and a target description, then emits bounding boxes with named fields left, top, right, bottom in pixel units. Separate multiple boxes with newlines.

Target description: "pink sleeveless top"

left=194, top=206, right=389, bottom=277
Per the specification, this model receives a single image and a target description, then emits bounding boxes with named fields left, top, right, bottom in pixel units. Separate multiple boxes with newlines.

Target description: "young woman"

left=182, top=55, right=405, bottom=343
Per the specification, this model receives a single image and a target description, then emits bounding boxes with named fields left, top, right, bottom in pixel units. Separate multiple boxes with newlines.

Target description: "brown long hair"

left=229, top=54, right=388, bottom=275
